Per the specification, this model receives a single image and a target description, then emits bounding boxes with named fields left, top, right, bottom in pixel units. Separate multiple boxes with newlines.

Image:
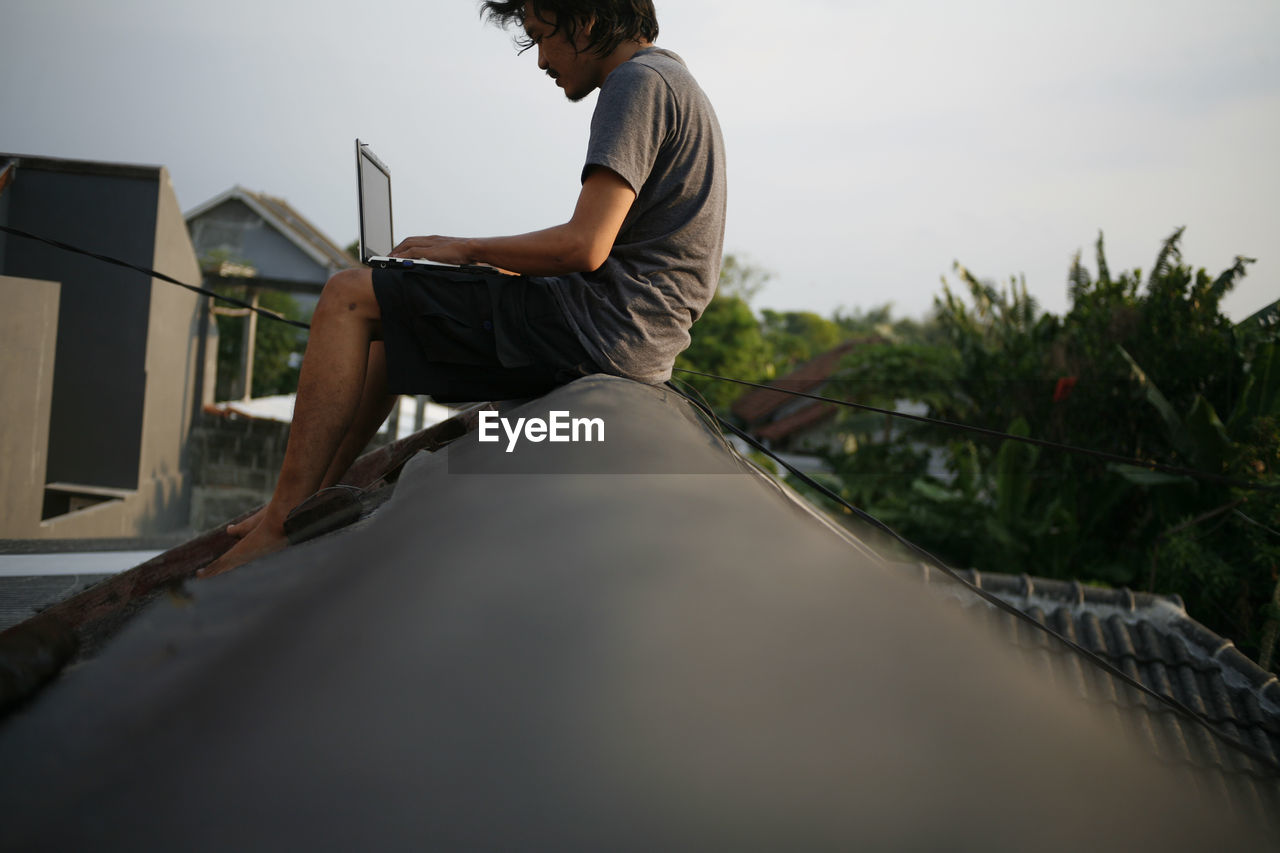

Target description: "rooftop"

left=184, top=184, right=358, bottom=276
left=0, top=375, right=1275, bottom=847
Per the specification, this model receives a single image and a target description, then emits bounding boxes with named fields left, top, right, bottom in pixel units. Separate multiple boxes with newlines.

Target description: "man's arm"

left=390, top=167, right=636, bottom=276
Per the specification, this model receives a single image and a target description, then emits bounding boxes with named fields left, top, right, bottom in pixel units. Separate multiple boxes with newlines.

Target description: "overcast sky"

left=3, top=0, right=1277, bottom=323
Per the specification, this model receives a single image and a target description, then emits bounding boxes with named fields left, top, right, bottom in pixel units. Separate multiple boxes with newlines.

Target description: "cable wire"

left=673, top=367, right=1278, bottom=493
left=666, top=378, right=1280, bottom=778
left=8, top=218, right=1276, bottom=773
left=7, top=219, right=1270, bottom=494
left=0, top=224, right=312, bottom=331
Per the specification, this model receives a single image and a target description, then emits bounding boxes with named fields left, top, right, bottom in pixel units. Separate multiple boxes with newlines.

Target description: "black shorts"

left=372, top=266, right=601, bottom=403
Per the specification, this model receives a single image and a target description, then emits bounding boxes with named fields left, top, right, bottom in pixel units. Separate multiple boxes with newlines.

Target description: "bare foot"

left=227, top=506, right=267, bottom=539
left=199, top=515, right=288, bottom=578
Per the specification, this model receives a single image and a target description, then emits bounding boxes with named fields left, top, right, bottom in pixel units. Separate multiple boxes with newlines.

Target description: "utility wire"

left=9, top=219, right=1278, bottom=771
left=674, top=367, right=1278, bottom=493
left=4, top=220, right=1273, bottom=494
left=667, top=378, right=1280, bottom=779
left=0, top=224, right=312, bottom=331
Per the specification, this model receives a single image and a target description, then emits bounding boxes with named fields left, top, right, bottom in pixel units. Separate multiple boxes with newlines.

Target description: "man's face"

left=523, top=5, right=599, bottom=102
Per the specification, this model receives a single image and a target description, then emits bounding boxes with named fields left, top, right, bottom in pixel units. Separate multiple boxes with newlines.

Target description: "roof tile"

left=926, top=565, right=1280, bottom=820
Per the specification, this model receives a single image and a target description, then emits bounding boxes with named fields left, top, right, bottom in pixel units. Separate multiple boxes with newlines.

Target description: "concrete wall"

left=0, top=156, right=210, bottom=539
left=4, top=165, right=157, bottom=492
left=0, top=276, right=60, bottom=534
left=187, top=411, right=291, bottom=533
left=133, top=167, right=207, bottom=533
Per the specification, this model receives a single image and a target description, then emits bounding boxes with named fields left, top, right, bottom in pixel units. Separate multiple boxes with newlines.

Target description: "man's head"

left=481, top=1, right=659, bottom=61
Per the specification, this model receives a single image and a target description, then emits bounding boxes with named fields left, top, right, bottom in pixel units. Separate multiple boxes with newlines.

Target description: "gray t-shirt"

left=547, top=47, right=727, bottom=384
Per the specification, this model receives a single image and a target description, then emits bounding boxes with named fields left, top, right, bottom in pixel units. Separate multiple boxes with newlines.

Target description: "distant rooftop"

left=185, top=185, right=357, bottom=277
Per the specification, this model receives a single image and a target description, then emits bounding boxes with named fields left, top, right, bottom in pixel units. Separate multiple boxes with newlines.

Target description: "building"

left=0, top=376, right=1275, bottom=848
left=0, top=154, right=214, bottom=539
left=184, top=184, right=355, bottom=304
left=731, top=339, right=871, bottom=454
left=185, top=186, right=357, bottom=400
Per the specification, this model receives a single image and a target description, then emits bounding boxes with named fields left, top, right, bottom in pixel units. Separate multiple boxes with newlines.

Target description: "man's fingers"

left=395, top=244, right=443, bottom=260
left=390, top=235, right=444, bottom=257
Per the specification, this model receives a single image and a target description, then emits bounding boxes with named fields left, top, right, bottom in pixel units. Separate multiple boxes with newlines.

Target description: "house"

left=0, top=154, right=213, bottom=539
left=184, top=185, right=358, bottom=399
left=184, top=185, right=356, bottom=303
left=730, top=338, right=953, bottom=483
left=0, top=376, right=1274, bottom=848
left=731, top=338, right=872, bottom=454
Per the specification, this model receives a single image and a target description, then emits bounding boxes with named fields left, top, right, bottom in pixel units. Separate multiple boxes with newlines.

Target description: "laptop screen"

left=357, top=141, right=394, bottom=260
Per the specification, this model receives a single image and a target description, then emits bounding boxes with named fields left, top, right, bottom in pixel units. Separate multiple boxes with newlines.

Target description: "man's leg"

left=319, top=340, right=397, bottom=488
left=226, top=342, right=395, bottom=539
left=202, top=268, right=383, bottom=577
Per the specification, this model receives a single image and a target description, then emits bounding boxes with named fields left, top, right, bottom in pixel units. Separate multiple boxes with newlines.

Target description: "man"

left=203, top=0, right=726, bottom=576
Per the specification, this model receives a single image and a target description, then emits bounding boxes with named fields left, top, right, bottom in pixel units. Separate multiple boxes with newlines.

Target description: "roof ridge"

left=186, top=186, right=356, bottom=272
left=247, top=190, right=354, bottom=268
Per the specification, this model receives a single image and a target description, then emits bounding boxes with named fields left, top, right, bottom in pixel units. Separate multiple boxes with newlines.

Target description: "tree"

left=805, top=230, right=1280, bottom=669
left=213, top=285, right=307, bottom=399
left=759, top=309, right=844, bottom=374
left=675, top=255, right=773, bottom=411
left=676, top=292, right=769, bottom=411
left=716, top=254, right=770, bottom=303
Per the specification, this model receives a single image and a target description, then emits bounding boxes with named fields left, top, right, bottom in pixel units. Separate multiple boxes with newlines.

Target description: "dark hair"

left=480, top=0, right=659, bottom=58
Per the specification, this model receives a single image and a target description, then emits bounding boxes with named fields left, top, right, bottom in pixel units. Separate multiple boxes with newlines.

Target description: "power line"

left=4, top=220, right=1272, bottom=494
left=0, top=224, right=312, bottom=331
left=674, top=367, right=1278, bottom=493
left=9, top=218, right=1278, bottom=771
left=667, top=378, right=1280, bottom=779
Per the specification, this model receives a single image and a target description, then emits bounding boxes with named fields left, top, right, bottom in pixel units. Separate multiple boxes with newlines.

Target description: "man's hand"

left=390, top=235, right=476, bottom=266
left=388, top=168, right=636, bottom=277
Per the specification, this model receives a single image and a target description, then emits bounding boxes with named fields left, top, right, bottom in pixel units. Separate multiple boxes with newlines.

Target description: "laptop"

left=356, top=138, right=489, bottom=272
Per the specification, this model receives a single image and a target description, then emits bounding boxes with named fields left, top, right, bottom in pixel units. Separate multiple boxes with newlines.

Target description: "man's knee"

left=319, top=268, right=378, bottom=318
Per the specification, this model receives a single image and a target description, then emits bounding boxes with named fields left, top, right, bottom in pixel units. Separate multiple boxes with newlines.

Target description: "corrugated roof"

left=0, top=376, right=1273, bottom=848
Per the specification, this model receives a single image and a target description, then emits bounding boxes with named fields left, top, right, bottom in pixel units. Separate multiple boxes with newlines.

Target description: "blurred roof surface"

left=0, top=375, right=1275, bottom=848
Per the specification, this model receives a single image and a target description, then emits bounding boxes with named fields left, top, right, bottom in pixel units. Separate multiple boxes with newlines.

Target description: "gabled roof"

left=0, top=375, right=1274, bottom=848
left=184, top=185, right=357, bottom=274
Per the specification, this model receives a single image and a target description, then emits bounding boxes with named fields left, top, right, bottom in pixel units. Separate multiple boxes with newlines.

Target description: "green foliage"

left=932, top=264, right=1062, bottom=430
left=680, top=256, right=944, bottom=416
left=717, top=254, right=770, bottom=304
left=803, top=229, right=1280, bottom=669
left=679, top=254, right=850, bottom=412
left=678, top=238, right=1275, bottom=669
left=214, top=286, right=307, bottom=399
left=676, top=291, right=769, bottom=410
left=760, top=308, right=845, bottom=373
left=827, top=341, right=963, bottom=425
left=833, top=303, right=945, bottom=347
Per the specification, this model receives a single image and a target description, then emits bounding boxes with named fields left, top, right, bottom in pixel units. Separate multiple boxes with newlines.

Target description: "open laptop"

left=356, top=138, right=488, bottom=272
